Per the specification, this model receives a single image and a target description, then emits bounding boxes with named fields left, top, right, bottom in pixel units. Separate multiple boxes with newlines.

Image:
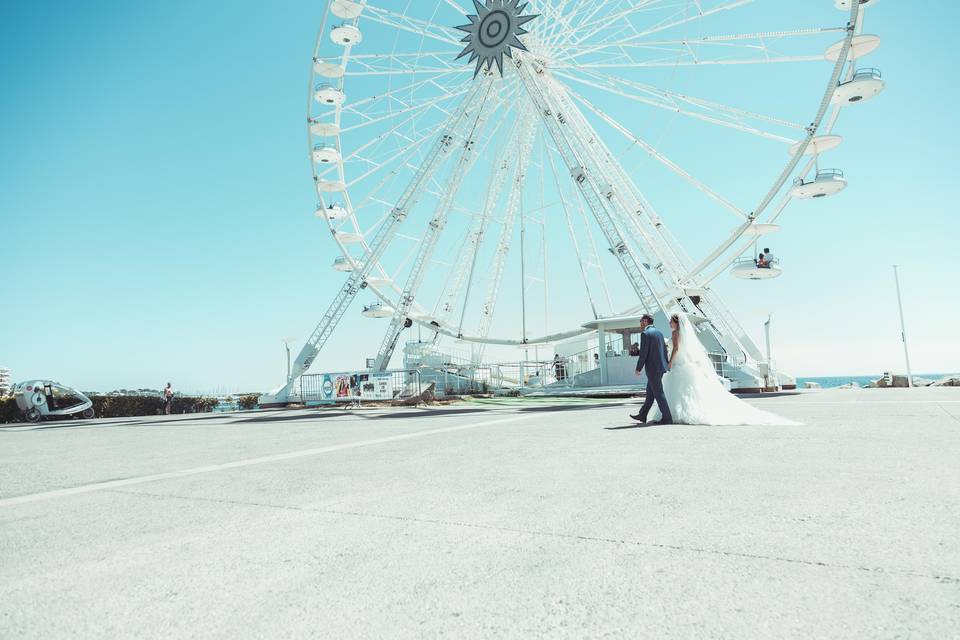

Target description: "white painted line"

left=756, top=400, right=960, bottom=405
left=0, top=413, right=543, bottom=509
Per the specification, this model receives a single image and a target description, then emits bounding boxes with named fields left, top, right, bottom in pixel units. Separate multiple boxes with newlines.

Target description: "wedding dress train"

left=651, top=314, right=798, bottom=426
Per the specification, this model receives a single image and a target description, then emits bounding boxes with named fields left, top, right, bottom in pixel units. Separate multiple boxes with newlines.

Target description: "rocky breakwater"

left=867, top=374, right=960, bottom=388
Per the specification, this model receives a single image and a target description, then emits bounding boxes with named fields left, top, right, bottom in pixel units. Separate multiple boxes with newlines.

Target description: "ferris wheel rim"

left=306, top=0, right=878, bottom=348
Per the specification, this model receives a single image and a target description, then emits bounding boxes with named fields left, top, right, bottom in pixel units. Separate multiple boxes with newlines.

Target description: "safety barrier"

left=299, top=369, right=422, bottom=406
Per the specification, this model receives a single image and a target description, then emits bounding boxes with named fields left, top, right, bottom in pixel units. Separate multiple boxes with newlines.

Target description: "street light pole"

left=892, top=265, right=913, bottom=388
left=282, top=337, right=296, bottom=384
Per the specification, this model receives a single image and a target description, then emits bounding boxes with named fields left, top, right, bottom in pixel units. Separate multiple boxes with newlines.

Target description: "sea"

left=796, top=373, right=958, bottom=389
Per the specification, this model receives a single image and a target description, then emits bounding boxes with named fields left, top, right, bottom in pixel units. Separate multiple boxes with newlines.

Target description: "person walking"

left=162, top=382, right=174, bottom=415
left=631, top=314, right=673, bottom=425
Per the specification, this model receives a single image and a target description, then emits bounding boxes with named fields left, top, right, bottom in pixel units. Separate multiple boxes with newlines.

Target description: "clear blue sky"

left=1, top=1, right=956, bottom=393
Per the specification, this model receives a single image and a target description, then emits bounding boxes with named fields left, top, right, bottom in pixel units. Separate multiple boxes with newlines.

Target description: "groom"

left=631, top=314, right=673, bottom=425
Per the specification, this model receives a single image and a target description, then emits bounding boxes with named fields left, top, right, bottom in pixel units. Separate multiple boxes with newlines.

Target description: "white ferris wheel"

left=263, top=0, right=885, bottom=403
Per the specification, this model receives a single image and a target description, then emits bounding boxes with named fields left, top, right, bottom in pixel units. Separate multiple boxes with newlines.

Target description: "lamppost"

left=282, top=337, right=296, bottom=384
left=892, top=266, right=913, bottom=388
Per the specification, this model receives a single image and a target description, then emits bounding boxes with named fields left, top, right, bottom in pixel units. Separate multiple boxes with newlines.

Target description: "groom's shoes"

left=651, top=420, right=674, bottom=426
left=630, top=413, right=648, bottom=423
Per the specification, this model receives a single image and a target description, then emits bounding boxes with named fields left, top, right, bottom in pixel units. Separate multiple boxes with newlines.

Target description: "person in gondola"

left=757, top=252, right=769, bottom=268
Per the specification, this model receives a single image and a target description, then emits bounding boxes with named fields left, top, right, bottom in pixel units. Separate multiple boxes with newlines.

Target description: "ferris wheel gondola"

left=260, top=0, right=888, bottom=404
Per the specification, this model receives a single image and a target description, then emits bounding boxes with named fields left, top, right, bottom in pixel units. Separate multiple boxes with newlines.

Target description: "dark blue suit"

left=636, top=325, right=673, bottom=423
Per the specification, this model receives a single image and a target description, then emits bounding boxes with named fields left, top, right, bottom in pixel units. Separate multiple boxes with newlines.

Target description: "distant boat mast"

left=892, top=265, right=914, bottom=388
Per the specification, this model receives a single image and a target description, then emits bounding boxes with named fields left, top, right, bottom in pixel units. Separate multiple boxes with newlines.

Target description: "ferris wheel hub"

left=455, top=0, right=538, bottom=77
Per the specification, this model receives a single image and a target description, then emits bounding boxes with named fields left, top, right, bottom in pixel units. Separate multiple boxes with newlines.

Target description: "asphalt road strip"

left=0, top=413, right=546, bottom=509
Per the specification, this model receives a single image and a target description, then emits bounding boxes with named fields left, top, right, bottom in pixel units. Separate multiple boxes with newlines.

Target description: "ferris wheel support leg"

left=259, top=83, right=490, bottom=407
left=372, top=79, right=497, bottom=373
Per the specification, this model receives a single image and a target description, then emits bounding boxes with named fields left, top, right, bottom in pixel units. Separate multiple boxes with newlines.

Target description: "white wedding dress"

left=651, top=314, right=798, bottom=426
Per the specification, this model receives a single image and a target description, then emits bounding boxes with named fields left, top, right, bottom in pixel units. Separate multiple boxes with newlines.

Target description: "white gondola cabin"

left=314, top=84, right=346, bottom=107
left=333, top=256, right=362, bottom=272
left=312, top=144, right=341, bottom=165
left=315, top=203, right=349, bottom=220
left=331, top=0, right=363, bottom=19
left=790, top=169, right=847, bottom=199
left=331, top=23, right=363, bottom=46
left=731, top=257, right=783, bottom=280
left=362, top=303, right=395, bottom=318
left=833, top=68, right=885, bottom=105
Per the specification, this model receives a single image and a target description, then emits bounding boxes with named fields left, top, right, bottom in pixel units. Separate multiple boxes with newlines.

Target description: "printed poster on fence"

left=357, top=373, right=393, bottom=400
left=320, top=374, right=335, bottom=401
left=332, top=373, right=355, bottom=399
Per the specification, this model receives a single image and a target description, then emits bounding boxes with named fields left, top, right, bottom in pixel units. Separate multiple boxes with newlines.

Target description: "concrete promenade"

left=1, top=388, right=958, bottom=638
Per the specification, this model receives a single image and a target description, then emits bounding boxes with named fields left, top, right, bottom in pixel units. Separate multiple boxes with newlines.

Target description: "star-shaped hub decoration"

left=455, top=0, right=538, bottom=77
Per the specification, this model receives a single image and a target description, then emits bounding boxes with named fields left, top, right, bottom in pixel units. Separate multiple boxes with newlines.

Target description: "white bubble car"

left=12, top=380, right=95, bottom=423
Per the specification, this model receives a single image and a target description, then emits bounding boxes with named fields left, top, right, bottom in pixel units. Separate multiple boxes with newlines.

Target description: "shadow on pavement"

left=605, top=423, right=671, bottom=430
left=365, top=408, right=489, bottom=420
left=3, top=413, right=232, bottom=431
left=234, top=411, right=353, bottom=424
left=517, top=404, right=619, bottom=414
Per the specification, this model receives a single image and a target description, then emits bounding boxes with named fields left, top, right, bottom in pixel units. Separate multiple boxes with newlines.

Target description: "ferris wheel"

left=262, top=0, right=885, bottom=403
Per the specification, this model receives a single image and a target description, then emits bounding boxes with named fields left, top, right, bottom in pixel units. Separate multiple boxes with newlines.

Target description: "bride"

left=650, top=313, right=798, bottom=426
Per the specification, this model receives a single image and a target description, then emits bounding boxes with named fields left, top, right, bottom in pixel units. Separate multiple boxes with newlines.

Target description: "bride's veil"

left=677, top=313, right=716, bottom=374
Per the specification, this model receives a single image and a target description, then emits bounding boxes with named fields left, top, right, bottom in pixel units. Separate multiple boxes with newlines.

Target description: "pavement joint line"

left=935, top=404, right=960, bottom=423
left=0, top=413, right=546, bottom=509
left=105, top=487, right=960, bottom=586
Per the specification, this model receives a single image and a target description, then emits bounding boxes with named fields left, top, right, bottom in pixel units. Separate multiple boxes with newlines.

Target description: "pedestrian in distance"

left=162, top=382, right=174, bottom=415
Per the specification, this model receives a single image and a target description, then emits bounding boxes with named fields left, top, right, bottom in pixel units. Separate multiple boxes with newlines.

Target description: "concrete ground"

left=1, top=388, right=958, bottom=639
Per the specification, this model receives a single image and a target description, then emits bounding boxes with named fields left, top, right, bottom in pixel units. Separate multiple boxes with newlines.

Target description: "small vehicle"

left=12, top=380, right=95, bottom=423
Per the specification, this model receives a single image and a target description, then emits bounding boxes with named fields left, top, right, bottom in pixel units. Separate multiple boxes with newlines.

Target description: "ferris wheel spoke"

left=560, top=25, right=847, bottom=68
left=361, top=4, right=465, bottom=48
left=539, top=0, right=609, bottom=48
left=342, top=52, right=462, bottom=75
left=542, top=135, right=603, bottom=319
left=344, top=81, right=516, bottom=206
left=559, top=52, right=824, bottom=70
left=559, top=0, right=633, bottom=40
left=638, top=84, right=807, bottom=132
left=346, top=132, right=443, bottom=191
left=568, top=26, right=847, bottom=55
left=554, top=69, right=798, bottom=144
left=600, top=0, right=756, bottom=50
left=558, top=0, right=675, bottom=49
left=338, top=50, right=458, bottom=61
left=314, top=112, right=448, bottom=186
left=339, top=86, right=469, bottom=133
left=576, top=67, right=806, bottom=132
left=334, top=74, right=468, bottom=125
left=342, top=67, right=470, bottom=78
left=564, top=86, right=748, bottom=220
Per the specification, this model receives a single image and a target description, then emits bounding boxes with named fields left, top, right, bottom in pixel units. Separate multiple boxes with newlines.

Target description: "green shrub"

left=1, top=396, right=18, bottom=424
left=238, top=394, right=259, bottom=410
left=0, top=394, right=220, bottom=424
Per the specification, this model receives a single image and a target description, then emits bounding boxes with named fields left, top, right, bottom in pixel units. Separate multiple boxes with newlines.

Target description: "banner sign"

left=357, top=373, right=394, bottom=400
left=306, top=372, right=395, bottom=403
